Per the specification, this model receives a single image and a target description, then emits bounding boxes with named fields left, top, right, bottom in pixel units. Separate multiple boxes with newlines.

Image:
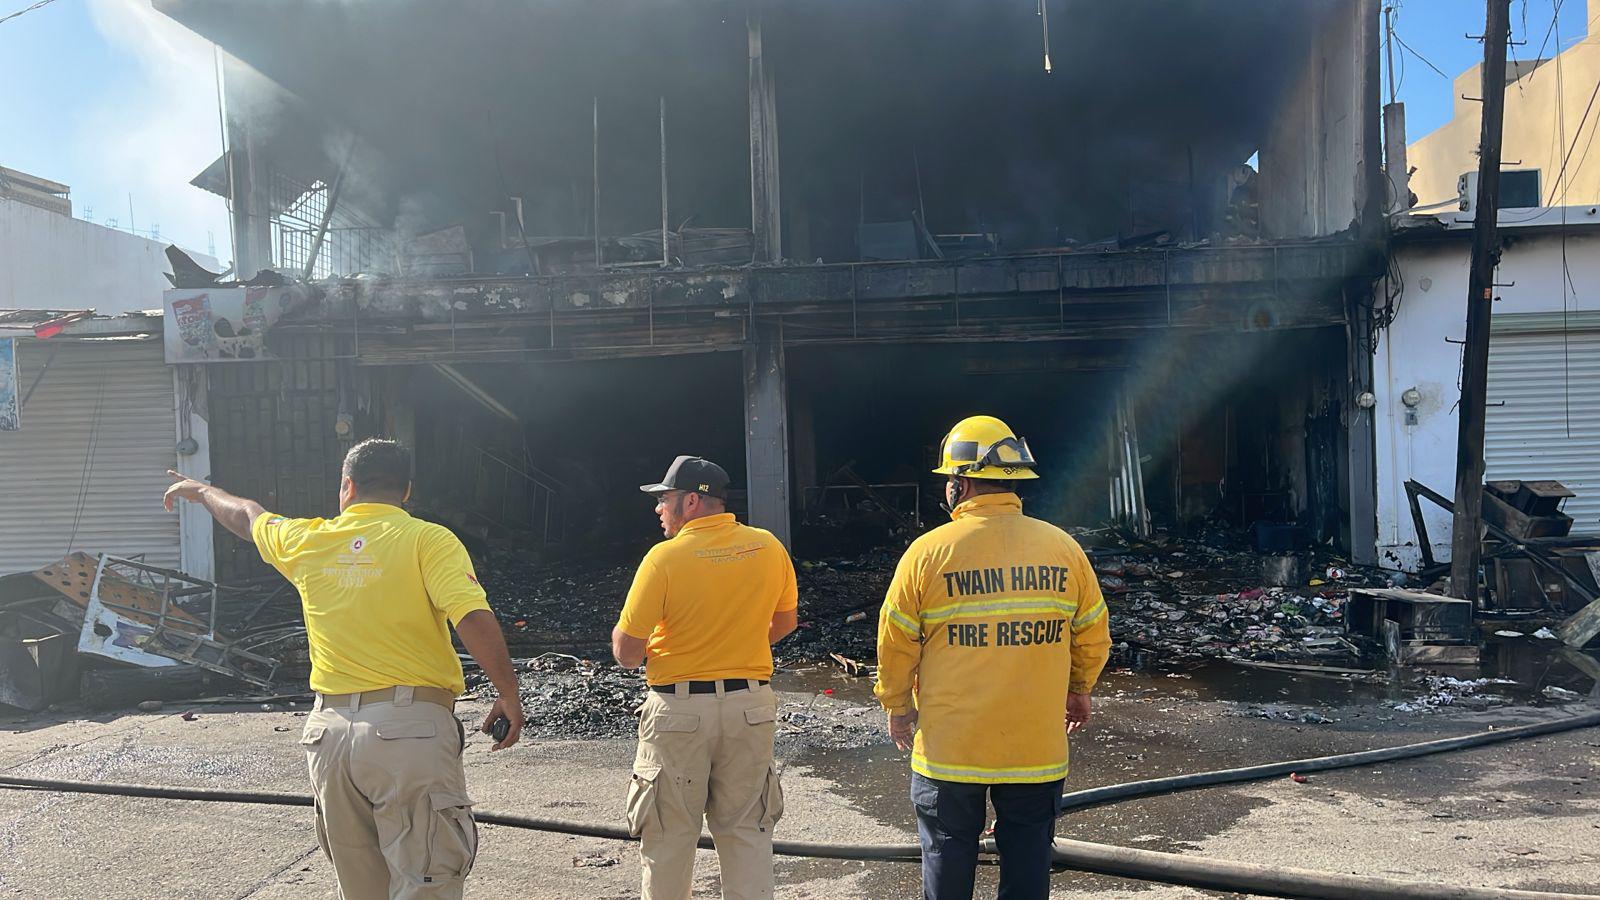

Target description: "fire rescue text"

left=942, top=565, right=1070, bottom=597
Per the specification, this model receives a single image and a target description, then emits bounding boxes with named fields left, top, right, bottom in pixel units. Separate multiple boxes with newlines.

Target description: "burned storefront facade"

left=155, top=0, right=1387, bottom=579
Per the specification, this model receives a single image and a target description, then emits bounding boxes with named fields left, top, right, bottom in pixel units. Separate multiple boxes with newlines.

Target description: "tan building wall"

left=1409, top=0, right=1600, bottom=208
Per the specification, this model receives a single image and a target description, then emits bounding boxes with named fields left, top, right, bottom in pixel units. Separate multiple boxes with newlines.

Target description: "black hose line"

left=0, top=775, right=923, bottom=863
left=1058, top=709, right=1600, bottom=814
left=3, top=709, right=1599, bottom=899
left=1047, top=838, right=1600, bottom=900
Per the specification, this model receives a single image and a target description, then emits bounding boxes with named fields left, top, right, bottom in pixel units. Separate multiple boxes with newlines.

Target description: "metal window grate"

left=269, top=171, right=393, bottom=278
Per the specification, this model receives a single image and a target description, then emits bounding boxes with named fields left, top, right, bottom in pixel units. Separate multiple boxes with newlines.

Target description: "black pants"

left=911, top=773, right=1062, bottom=900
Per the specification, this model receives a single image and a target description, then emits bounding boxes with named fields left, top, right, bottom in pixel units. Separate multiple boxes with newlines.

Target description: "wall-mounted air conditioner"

left=1458, top=169, right=1542, bottom=213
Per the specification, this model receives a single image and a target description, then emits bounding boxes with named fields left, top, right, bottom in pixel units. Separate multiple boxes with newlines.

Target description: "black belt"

left=651, top=679, right=770, bottom=694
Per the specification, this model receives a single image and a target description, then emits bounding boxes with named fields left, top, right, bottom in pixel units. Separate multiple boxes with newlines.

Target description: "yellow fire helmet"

left=932, top=415, right=1040, bottom=480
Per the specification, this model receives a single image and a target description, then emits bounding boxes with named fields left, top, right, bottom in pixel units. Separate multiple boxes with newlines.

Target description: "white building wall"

left=0, top=198, right=214, bottom=316
left=1375, top=224, right=1600, bottom=570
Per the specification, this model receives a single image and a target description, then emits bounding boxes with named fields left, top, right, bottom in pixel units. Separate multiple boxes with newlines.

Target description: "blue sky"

left=0, top=0, right=1590, bottom=269
left=0, top=0, right=229, bottom=262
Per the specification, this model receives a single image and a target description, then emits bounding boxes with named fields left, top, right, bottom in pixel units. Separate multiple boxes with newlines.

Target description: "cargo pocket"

left=625, top=763, right=664, bottom=838
left=425, top=791, right=478, bottom=881
left=758, top=766, right=785, bottom=831
left=299, top=725, right=326, bottom=747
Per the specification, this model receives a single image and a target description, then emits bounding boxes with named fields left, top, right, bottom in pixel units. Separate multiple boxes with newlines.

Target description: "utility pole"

left=1385, top=6, right=1397, bottom=104
left=1449, top=0, right=1513, bottom=602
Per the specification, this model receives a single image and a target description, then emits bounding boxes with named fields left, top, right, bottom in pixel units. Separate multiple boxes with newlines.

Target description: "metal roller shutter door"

left=0, top=339, right=179, bottom=573
left=1485, top=326, right=1600, bottom=533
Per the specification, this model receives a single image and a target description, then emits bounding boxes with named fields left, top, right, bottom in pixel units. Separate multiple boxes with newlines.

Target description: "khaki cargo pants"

left=302, top=687, right=478, bottom=900
left=627, top=681, right=785, bottom=900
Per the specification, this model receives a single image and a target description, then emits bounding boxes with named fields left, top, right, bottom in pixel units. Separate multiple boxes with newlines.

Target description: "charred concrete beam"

left=291, top=240, right=1366, bottom=325
left=744, top=320, right=790, bottom=545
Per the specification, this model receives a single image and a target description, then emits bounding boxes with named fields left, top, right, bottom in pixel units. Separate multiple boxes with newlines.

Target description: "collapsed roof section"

left=157, top=0, right=1382, bottom=279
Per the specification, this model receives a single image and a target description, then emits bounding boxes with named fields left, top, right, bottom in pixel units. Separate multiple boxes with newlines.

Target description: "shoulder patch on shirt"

left=466, top=573, right=480, bottom=585
left=264, top=516, right=286, bottom=527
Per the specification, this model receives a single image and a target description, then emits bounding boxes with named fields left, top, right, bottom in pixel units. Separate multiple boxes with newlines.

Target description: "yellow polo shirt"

left=617, top=513, right=798, bottom=686
left=252, top=503, right=492, bottom=695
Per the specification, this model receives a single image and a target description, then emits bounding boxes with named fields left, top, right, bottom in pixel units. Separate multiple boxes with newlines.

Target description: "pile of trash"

left=780, top=548, right=901, bottom=667
left=0, top=552, right=303, bottom=714
left=471, top=654, right=647, bottom=740
left=776, top=693, right=881, bottom=750
left=1088, top=528, right=1387, bottom=664
left=466, top=653, right=888, bottom=746
left=1109, top=586, right=1354, bottom=663
left=1385, top=675, right=1517, bottom=713
left=476, top=554, right=639, bottom=653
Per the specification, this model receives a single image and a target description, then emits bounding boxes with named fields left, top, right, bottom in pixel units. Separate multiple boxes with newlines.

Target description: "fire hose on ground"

left=2, top=709, right=1599, bottom=900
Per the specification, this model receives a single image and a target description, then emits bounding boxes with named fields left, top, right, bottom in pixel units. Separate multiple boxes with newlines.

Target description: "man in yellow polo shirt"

left=612, top=455, right=799, bottom=900
left=164, top=438, right=523, bottom=900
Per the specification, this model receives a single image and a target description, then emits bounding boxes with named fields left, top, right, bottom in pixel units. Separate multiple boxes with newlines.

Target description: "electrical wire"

left=64, top=369, right=108, bottom=555
left=1391, top=32, right=1450, bottom=80
left=1525, top=0, right=1567, bottom=85
left=1038, top=0, right=1052, bottom=74
left=0, top=0, right=60, bottom=27
left=1550, top=78, right=1600, bottom=198
left=1547, top=11, right=1578, bottom=437
left=1510, top=0, right=1529, bottom=97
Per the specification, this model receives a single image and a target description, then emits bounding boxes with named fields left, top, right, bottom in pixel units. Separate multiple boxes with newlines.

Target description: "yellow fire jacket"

left=874, top=493, right=1112, bottom=784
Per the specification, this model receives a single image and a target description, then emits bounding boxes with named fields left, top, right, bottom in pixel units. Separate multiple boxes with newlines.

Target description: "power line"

left=1392, top=32, right=1450, bottom=80
left=1528, top=0, right=1567, bottom=77
left=1550, top=76, right=1600, bottom=193
left=0, top=0, right=62, bottom=27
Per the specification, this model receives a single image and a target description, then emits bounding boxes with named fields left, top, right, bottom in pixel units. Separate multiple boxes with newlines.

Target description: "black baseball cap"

left=640, top=455, right=730, bottom=500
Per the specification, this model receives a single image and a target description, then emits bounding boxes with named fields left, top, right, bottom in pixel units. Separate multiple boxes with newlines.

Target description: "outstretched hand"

left=163, top=470, right=208, bottom=512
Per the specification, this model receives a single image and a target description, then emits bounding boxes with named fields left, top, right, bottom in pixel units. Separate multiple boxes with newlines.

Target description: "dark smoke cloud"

left=166, top=0, right=1327, bottom=259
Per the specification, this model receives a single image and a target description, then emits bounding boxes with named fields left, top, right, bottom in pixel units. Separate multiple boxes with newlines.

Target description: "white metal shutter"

left=1485, top=323, right=1600, bottom=533
left=0, top=339, right=179, bottom=573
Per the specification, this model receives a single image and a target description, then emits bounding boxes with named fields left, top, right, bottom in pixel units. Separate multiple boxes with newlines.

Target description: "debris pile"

left=1088, top=528, right=1386, bottom=664
left=1, top=552, right=302, bottom=713
left=476, top=555, right=637, bottom=654
left=1109, top=586, right=1354, bottom=663
left=467, top=654, right=885, bottom=748
left=472, top=654, right=645, bottom=740
left=776, top=692, right=880, bottom=750
left=781, top=549, right=902, bottom=666
left=1385, top=676, right=1516, bottom=714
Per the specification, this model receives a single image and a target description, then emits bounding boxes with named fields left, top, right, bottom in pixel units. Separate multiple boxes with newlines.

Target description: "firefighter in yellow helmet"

left=875, top=415, right=1112, bottom=900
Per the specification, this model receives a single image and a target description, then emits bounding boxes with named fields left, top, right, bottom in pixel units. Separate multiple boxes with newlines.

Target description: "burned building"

left=155, top=0, right=1387, bottom=580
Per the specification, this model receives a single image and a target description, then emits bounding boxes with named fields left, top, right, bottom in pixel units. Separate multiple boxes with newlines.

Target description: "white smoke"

left=83, top=0, right=231, bottom=264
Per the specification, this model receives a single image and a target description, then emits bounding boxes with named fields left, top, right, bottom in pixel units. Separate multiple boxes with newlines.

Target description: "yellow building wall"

left=1409, top=2, right=1600, bottom=208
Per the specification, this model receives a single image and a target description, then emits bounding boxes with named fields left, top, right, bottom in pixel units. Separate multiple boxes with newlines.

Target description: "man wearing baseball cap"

left=612, top=455, right=799, bottom=900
